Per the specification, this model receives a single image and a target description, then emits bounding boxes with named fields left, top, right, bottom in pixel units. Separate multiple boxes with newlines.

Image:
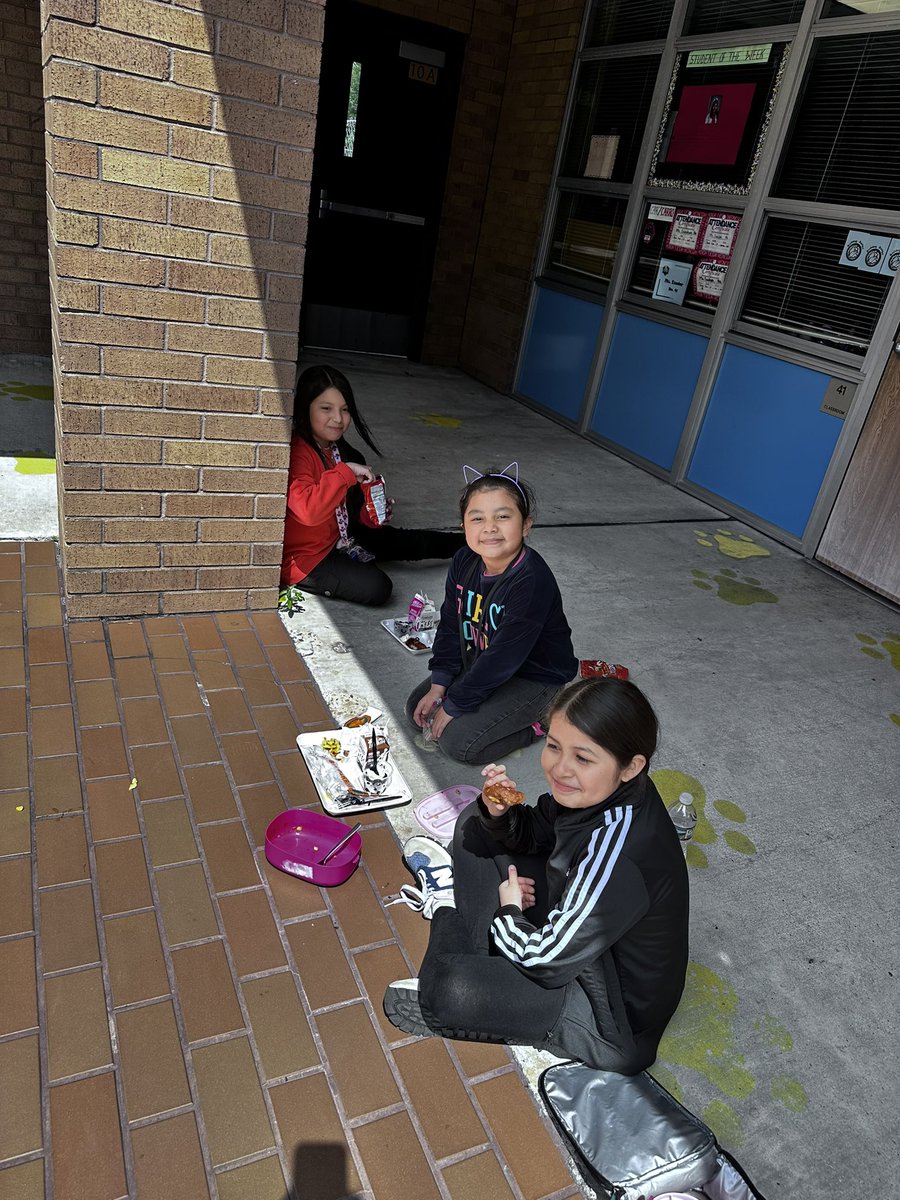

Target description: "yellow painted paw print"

left=694, top=527, right=771, bottom=560
left=855, top=632, right=900, bottom=727
left=652, top=769, right=756, bottom=869
left=653, top=962, right=808, bottom=1147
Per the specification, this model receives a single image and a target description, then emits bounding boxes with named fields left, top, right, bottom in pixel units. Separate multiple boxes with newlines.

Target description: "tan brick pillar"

left=40, top=0, right=323, bottom=617
left=459, top=1, right=582, bottom=392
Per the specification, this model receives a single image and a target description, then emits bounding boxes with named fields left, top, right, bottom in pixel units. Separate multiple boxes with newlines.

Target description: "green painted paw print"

left=694, top=528, right=771, bottom=561
left=692, top=567, right=778, bottom=606
left=0, top=380, right=53, bottom=402
left=653, top=962, right=808, bottom=1147
left=855, top=632, right=900, bottom=727
left=652, top=769, right=756, bottom=869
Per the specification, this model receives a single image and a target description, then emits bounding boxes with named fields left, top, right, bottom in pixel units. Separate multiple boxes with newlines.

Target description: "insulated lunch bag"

left=539, top=1061, right=766, bottom=1200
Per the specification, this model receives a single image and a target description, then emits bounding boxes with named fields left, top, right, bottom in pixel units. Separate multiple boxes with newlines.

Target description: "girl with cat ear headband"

left=404, top=461, right=578, bottom=765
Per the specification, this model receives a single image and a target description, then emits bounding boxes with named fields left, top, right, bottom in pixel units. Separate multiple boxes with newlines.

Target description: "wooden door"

left=816, top=348, right=900, bottom=603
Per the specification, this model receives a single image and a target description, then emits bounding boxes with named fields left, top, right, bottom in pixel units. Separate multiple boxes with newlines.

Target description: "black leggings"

left=299, top=526, right=464, bottom=607
left=416, top=805, right=651, bottom=1072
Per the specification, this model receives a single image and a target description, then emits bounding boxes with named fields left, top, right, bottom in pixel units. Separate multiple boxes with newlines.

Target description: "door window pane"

left=649, top=44, right=787, bottom=190
left=628, top=201, right=742, bottom=314
left=684, top=0, right=805, bottom=35
left=773, top=32, right=900, bottom=209
left=546, top=193, right=629, bottom=290
left=740, top=218, right=895, bottom=355
left=343, top=61, right=361, bottom=157
left=560, top=57, right=661, bottom=183
left=585, top=0, right=675, bottom=47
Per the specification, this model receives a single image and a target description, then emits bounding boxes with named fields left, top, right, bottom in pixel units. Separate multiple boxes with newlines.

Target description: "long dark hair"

left=292, top=365, right=381, bottom=457
left=546, top=678, right=658, bottom=771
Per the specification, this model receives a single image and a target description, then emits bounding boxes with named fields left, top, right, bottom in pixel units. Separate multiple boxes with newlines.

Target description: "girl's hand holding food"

left=480, top=763, right=526, bottom=816
left=347, top=461, right=376, bottom=484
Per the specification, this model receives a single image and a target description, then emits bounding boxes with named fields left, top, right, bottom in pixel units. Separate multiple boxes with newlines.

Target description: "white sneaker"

left=388, top=836, right=455, bottom=919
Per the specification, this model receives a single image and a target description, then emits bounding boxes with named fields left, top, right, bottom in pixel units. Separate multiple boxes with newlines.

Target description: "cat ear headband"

left=462, top=461, right=527, bottom=504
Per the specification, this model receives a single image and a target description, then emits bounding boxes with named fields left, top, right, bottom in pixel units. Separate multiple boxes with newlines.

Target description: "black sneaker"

left=383, top=978, right=434, bottom=1038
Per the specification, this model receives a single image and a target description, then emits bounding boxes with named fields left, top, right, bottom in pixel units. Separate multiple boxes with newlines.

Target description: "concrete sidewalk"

left=1, top=349, right=897, bottom=1197
left=285, top=353, right=900, bottom=1197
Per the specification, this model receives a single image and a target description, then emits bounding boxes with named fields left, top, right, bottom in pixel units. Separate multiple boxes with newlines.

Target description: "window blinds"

left=561, top=58, right=661, bottom=184
left=741, top=218, right=893, bottom=354
left=774, top=32, right=900, bottom=210
left=585, top=0, right=675, bottom=47
left=684, top=1, right=806, bottom=35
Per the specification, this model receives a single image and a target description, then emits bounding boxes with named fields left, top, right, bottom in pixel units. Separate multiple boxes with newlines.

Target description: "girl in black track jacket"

left=385, top=678, right=689, bottom=1074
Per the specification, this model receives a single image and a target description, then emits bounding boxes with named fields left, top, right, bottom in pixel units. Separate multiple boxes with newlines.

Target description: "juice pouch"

left=361, top=476, right=388, bottom=526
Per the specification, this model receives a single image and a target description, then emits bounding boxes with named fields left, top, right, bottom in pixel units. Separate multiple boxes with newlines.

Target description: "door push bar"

left=318, top=195, right=425, bottom=226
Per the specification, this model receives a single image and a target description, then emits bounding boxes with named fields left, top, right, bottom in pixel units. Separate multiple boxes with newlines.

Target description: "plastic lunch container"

left=414, top=785, right=480, bottom=841
left=265, top=809, right=362, bottom=886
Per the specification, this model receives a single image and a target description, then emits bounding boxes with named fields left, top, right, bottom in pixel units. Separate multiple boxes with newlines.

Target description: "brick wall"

left=41, top=0, right=324, bottom=617
left=1, top=3, right=51, bottom=355
left=457, top=0, right=582, bottom=392
left=421, top=0, right=517, bottom=365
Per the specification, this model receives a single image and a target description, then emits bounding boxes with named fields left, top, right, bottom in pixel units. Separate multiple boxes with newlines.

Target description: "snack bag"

left=361, top=476, right=388, bottom=526
left=579, top=660, right=629, bottom=680
left=408, top=592, right=436, bottom=632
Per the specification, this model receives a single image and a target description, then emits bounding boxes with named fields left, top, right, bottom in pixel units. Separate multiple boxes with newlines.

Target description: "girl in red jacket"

left=281, top=365, right=462, bottom=605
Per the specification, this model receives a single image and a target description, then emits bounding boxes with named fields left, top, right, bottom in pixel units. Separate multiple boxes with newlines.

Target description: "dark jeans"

left=406, top=673, right=559, bottom=765
left=300, top=527, right=464, bottom=607
left=416, top=805, right=649, bottom=1072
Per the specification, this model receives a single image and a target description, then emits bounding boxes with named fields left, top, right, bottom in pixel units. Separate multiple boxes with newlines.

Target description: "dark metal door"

left=301, top=0, right=464, bottom=358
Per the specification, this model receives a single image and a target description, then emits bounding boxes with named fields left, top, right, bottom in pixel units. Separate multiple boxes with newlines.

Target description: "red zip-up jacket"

left=280, top=437, right=358, bottom=585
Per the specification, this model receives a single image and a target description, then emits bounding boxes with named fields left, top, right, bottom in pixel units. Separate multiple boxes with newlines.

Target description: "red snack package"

left=579, top=660, right=629, bottom=681
left=361, top=476, right=388, bottom=526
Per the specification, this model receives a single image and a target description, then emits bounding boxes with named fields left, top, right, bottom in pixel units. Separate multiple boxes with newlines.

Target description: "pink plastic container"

left=265, top=809, right=362, bottom=886
left=414, top=785, right=480, bottom=842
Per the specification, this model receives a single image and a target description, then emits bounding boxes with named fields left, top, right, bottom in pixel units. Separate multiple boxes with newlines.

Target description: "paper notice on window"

left=693, top=260, right=727, bottom=300
left=699, top=213, right=741, bottom=260
left=585, top=134, right=619, bottom=179
left=839, top=230, right=893, bottom=273
left=880, top=238, right=900, bottom=277
left=665, top=210, right=705, bottom=254
left=648, top=204, right=676, bottom=223
left=652, top=259, right=692, bottom=305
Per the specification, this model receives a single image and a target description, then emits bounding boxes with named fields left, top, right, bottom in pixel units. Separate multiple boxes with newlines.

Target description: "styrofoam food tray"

left=296, top=728, right=412, bottom=815
left=380, top=618, right=435, bottom=654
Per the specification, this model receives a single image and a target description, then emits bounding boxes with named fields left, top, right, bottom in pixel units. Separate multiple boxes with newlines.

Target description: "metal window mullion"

left=728, top=324, right=869, bottom=372
left=672, top=21, right=804, bottom=49
left=763, top=196, right=900, bottom=234
left=812, top=11, right=900, bottom=38
left=668, top=0, right=823, bottom=482
left=571, top=0, right=692, bottom=433
left=579, top=40, right=669, bottom=61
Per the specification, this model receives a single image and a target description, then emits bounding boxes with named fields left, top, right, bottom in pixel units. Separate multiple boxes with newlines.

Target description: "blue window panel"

left=688, top=344, right=843, bottom=538
left=518, top=286, right=604, bottom=422
left=589, top=313, right=708, bottom=470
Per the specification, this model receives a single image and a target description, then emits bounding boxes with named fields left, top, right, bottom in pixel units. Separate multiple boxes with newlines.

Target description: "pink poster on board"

left=664, top=82, right=757, bottom=166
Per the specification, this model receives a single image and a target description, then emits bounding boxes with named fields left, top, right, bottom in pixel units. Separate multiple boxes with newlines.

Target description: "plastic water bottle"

left=668, top=792, right=697, bottom=843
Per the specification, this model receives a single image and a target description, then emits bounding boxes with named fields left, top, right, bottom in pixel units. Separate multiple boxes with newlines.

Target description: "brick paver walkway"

left=0, top=541, right=584, bottom=1200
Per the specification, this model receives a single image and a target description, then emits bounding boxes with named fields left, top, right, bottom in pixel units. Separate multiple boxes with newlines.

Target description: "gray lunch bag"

left=539, top=1062, right=765, bottom=1200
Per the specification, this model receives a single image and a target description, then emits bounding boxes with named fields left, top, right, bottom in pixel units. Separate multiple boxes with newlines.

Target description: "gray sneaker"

left=383, top=978, right=433, bottom=1038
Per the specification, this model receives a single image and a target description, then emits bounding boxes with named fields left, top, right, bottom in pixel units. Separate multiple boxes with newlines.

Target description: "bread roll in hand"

left=482, top=780, right=526, bottom=808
